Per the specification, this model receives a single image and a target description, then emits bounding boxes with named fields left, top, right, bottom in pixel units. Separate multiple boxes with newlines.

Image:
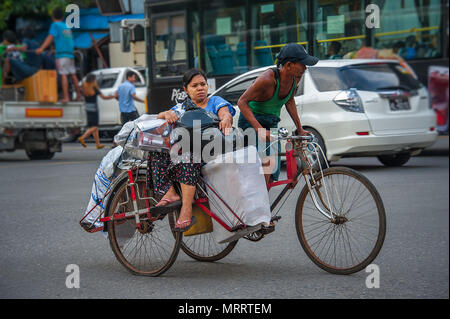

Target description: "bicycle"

left=80, top=129, right=386, bottom=277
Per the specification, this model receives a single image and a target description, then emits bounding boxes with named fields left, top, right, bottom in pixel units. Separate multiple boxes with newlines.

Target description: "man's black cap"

left=277, top=43, right=319, bottom=66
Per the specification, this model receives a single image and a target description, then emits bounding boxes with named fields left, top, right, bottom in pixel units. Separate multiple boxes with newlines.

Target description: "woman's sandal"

left=151, top=198, right=182, bottom=216
left=78, top=137, right=87, bottom=147
left=173, top=216, right=197, bottom=233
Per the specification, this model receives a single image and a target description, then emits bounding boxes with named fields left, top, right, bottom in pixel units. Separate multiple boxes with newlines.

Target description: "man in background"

left=36, top=7, right=81, bottom=103
left=4, top=26, right=42, bottom=83
left=1, top=30, right=24, bottom=85
left=115, top=71, right=145, bottom=125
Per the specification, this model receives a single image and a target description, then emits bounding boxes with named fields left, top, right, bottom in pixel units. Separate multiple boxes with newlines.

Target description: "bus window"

left=374, top=0, right=443, bottom=60
left=313, top=0, right=366, bottom=60
left=153, top=13, right=188, bottom=78
left=201, top=6, right=247, bottom=76
left=250, top=0, right=308, bottom=69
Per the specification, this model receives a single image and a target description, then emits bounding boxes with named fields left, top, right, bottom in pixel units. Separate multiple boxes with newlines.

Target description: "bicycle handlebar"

left=269, top=133, right=315, bottom=142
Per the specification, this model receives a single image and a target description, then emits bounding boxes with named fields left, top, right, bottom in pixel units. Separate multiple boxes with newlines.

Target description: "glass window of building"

left=313, top=0, right=367, bottom=60
left=250, top=0, right=308, bottom=69
left=152, top=13, right=188, bottom=78
left=373, top=0, right=443, bottom=60
left=201, top=6, right=247, bottom=76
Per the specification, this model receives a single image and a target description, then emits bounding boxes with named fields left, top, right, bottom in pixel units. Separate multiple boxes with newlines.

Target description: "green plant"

left=0, top=0, right=91, bottom=31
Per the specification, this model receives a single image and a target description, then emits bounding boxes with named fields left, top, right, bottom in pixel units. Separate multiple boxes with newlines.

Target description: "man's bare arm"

left=35, top=35, right=54, bottom=54
left=131, top=93, right=145, bottom=104
left=237, top=71, right=275, bottom=135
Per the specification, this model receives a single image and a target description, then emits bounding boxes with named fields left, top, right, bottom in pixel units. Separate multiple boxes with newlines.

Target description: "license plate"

left=389, top=97, right=411, bottom=111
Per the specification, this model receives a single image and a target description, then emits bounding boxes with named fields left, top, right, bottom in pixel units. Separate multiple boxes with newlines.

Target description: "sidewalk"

left=421, top=135, right=449, bottom=156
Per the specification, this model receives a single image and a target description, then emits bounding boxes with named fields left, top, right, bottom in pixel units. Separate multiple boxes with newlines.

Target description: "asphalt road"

left=0, top=142, right=448, bottom=299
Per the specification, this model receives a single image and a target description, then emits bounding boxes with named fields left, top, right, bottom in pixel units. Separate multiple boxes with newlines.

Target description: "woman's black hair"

left=85, top=73, right=96, bottom=83
left=182, top=68, right=207, bottom=88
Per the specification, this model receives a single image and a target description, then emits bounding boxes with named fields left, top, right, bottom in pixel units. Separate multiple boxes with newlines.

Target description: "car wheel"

left=26, top=150, right=55, bottom=160
left=377, top=153, right=411, bottom=167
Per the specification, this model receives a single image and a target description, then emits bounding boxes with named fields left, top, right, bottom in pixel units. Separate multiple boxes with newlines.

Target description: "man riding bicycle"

left=237, top=43, right=319, bottom=183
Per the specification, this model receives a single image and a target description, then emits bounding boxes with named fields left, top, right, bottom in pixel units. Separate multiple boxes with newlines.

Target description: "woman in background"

left=78, top=73, right=115, bottom=149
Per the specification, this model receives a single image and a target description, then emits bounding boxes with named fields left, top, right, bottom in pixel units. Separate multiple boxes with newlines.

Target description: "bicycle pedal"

left=260, top=225, right=275, bottom=235
left=230, top=224, right=246, bottom=232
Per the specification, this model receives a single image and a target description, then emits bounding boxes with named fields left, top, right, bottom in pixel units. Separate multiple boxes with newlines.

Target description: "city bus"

left=132, top=0, right=448, bottom=114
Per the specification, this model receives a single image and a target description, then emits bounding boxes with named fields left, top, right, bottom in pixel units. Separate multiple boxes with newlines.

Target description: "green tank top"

left=249, top=67, right=296, bottom=118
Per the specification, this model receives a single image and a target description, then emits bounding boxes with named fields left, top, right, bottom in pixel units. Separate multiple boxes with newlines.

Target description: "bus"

left=123, top=0, right=448, bottom=114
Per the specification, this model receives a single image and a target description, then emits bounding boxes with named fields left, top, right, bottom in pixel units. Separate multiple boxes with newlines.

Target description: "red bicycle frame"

left=82, top=143, right=302, bottom=234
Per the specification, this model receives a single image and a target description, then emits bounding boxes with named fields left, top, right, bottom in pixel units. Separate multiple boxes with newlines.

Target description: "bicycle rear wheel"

left=181, top=230, right=237, bottom=262
left=106, top=174, right=182, bottom=276
left=295, top=167, right=386, bottom=275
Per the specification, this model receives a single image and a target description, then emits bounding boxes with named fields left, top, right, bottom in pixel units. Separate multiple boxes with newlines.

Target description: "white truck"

left=0, top=100, right=86, bottom=159
left=74, top=67, right=147, bottom=138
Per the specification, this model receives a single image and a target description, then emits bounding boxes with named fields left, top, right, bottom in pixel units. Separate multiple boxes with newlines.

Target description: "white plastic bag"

left=82, top=146, right=123, bottom=229
left=201, top=146, right=271, bottom=243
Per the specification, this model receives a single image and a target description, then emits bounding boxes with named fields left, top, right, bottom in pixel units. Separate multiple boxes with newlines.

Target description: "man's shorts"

left=55, top=57, right=76, bottom=75
left=120, top=111, right=140, bottom=125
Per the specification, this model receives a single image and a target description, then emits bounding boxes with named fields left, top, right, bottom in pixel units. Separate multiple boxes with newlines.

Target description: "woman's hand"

left=164, top=110, right=179, bottom=124
left=219, top=114, right=233, bottom=135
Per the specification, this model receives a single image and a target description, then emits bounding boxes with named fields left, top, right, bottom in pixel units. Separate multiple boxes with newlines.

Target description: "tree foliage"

left=0, top=0, right=92, bottom=31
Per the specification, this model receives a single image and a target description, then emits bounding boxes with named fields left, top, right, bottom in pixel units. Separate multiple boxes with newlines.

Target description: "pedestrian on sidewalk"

left=36, top=7, right=82, bottom=103
left=78, top=73, right=115, bottom=149
left=115, top=71, right=145, bottom=125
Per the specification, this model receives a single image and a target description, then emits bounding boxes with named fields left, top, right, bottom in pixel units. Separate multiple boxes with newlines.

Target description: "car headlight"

left=333, top=88, right=364, bottom=113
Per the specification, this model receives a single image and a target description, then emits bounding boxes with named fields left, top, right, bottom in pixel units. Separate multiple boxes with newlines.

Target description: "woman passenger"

left=148, top=68, right=235, bottom=232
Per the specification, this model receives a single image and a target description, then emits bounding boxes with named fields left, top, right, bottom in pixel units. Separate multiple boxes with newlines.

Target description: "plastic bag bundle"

left=83, top=146, right=123, bottom=228
left=201, top=146, right=271, bottom=243
left=114, top=114, right=173, bottom=156
left=137, top=119, right=172, bottom=152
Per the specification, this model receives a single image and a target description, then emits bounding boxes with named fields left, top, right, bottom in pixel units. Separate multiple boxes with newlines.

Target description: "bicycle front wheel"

left=106, top=174, right=182, bottom=276
left=295, top=167, right=386, bottom=275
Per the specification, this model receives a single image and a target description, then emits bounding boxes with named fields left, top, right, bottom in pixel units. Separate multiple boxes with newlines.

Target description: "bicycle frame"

left=81, top=137, right=335, bottom=235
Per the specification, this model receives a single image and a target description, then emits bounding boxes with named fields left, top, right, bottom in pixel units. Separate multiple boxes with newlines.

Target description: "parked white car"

left=78, top=67, right=147, bottom=136
left=211, top=59, right=438, bottom=166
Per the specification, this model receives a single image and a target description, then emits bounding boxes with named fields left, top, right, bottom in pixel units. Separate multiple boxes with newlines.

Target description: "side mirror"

left=120, top=27, right=131, bottom=52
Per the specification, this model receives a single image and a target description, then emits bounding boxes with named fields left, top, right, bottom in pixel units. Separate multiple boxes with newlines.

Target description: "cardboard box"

left=21, top=70, right=58, bottom=103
